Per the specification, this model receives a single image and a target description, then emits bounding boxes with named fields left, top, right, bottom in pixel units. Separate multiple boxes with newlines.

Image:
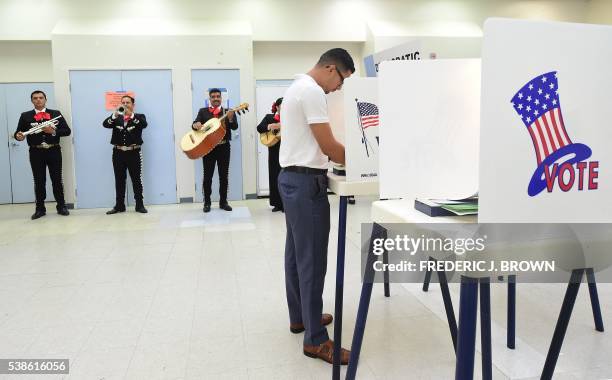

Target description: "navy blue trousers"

left=279, top=170, right=330, bottom=346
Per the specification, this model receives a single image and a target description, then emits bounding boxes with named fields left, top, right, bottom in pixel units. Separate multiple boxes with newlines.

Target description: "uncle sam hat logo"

left=510, top=71, right=599, bottom=196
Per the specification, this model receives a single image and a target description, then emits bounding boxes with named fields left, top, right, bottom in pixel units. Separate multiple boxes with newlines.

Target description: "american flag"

left=511, top=71, right=573, bottom=165
left=357, top=101, right=379, bottom=129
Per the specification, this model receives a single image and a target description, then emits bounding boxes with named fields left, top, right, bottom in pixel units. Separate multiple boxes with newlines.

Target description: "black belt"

left=114, top=145, right=141, bottom=151
left=283, top=166, right=328, bottom=175
left=32, top=143, right=59, bottom=149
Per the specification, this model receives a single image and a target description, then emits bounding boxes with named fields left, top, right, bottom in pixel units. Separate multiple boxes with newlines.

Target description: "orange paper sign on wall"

left=105, top=91, right=135, bottom=111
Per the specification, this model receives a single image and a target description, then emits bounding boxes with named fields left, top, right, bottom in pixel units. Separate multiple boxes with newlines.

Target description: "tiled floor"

left=0, top=197, right=610, bottom=379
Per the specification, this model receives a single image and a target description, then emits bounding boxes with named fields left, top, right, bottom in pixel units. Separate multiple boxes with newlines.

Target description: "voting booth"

left=347, top=19, right=612, bottom=380
left=478, top=18, right=612, bottom=379
left=350, top=21, right=612, bottom=377
left=345, top=58, right=483, bottom=380
left=326, top=77, right=382, bottom=378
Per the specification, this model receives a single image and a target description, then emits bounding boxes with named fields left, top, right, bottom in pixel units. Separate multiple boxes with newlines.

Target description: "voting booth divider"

left=378, top=59, right=480, bottom=201
left=478, top=18, right=611, bottom=380
left=328, top=77, right=381, bottom=183
left=480, top=19, right=612, bottom=224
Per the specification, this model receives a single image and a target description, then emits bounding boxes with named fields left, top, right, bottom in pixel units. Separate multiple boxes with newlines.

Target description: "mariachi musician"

left=192, top=88, right=237, bottom=213
left=256, top=97, right=284, bottom=212
left=102, top=95, right=148, bottom=214
left=14, top=90, right=71, bottom=220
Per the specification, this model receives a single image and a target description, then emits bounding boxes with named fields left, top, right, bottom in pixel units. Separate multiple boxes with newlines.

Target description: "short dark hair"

left=31, top=90, right=47, bottom=100
left=209, top=88, right=222, bottom=96
left=121, top=95, right=135, bottom=104
left=317, top=48, right=355, bottom=74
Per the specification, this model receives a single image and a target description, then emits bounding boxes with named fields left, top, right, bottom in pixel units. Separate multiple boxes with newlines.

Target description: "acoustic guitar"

left=259, top=128, right=281, bottom=147
left=181, top=103, right=249, bottom=159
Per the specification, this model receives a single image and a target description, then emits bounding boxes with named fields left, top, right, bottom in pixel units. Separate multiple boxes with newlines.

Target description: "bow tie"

left=34, top=112, right=51, bottom=122
left=273, top=114, right=280, bottom=122
left=208, top=106, right=221, bottom=116
left=123, top=115, right=132, bottom=123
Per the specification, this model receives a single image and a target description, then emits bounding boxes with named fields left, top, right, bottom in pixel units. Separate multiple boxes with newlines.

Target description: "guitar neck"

left=217, top=107, right=242, bottom=122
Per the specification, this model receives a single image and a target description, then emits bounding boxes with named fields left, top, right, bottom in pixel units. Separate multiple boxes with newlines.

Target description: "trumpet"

left=22, top=115, right=62, bottom=136
left=116, top=105, right=126, bottom=115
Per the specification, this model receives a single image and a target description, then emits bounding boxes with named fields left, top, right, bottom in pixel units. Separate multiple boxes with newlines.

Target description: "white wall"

left=0, top=41, right=53, bottom=82
left=50, top=20, right=255, bottom=204
left=254, top=42, right=364, bottom=80
left=585, top=0, right=612, bottom=25
left=0, top=0, right=366, bottom=42
left=1, top=0, right=605, bottom=42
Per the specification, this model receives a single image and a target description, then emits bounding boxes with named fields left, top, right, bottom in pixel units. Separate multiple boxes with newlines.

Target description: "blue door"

left=1, top=83, right=56, bottom=204
left=191, top=69, right=243, bottom=202
left=121, top=70, right=176, bottom=206
left=71, top=70, right=177, bottom=209
left=0, top=85, right=10, bottom=204
left=71, top=71, right=123, bottom=209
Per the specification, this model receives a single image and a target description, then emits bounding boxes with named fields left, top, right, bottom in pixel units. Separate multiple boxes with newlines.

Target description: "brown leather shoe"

left=290, top=313, right=333, bottom=334
left=303, top=340, right=350, bottom=365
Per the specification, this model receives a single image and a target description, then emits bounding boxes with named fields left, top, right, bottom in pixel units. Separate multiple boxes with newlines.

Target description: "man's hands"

left=268, top=123, right=281, bottom=131
left=193, top=121, right=203, bottom=130
left=42, top=126, right=55, bottom=134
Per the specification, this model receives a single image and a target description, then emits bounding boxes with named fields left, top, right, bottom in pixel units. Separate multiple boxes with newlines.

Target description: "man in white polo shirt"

left=279, top=48, right=354, bottom=365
